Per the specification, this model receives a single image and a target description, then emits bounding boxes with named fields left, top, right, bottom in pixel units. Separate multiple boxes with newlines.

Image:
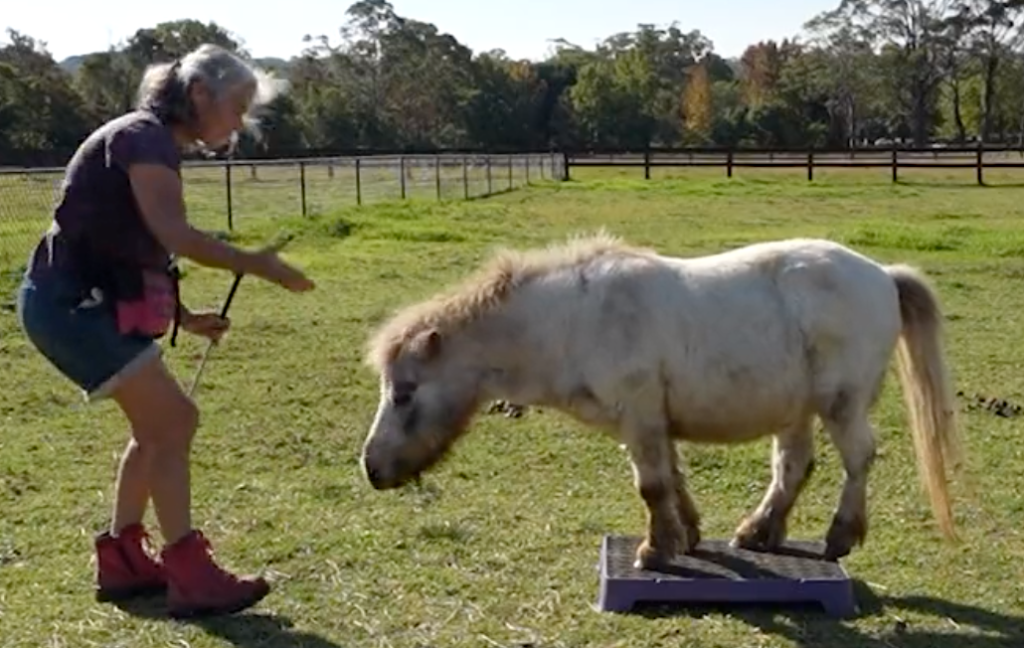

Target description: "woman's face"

left=190, top=80, right=254, bottom=149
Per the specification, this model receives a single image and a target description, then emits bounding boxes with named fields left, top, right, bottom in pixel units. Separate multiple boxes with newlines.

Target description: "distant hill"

left=253, top=57, right=290, bottom=73
left=59, top=54, right=86, bottom=73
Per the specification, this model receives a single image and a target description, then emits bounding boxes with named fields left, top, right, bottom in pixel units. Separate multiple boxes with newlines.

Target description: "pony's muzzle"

left=365, top=463, right=388, bottom=490
left=363, top=455, right=417, bottom=490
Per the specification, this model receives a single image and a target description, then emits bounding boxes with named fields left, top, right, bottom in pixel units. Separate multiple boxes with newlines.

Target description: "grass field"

left=4, top=161, right=1024, bottom=647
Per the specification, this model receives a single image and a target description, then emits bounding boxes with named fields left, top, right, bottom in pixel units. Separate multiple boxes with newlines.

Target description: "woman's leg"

left=110, top=438, right=152, bottom=535
left=108, top=352, right=196, bottom=546
left=97, top=434, right=169, bottom=603
left=17, top=273, right=269, bottom=616
left=105, top=352, right=269, bottom=618
left=17, top=273, right=171, bottom=600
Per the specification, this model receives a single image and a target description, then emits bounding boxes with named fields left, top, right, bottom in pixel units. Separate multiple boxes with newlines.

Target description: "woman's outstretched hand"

left=249, top=247, right=316, bottom=293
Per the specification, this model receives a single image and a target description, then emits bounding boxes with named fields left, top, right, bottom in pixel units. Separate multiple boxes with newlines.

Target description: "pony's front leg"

left=624, top=427, right=697, bottom=570
left=731, top=417, right=815, bottom=552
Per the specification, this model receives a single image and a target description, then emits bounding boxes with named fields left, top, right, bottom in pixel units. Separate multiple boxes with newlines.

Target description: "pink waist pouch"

left=115, top=270, right=178, bottom=338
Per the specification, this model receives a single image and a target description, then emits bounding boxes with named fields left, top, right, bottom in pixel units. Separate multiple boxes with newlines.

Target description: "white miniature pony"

left=361, top=233, right=961, bottom=568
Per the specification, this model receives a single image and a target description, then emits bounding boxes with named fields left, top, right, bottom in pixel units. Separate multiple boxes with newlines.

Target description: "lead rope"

left=169, top=258, right=182, bottom=348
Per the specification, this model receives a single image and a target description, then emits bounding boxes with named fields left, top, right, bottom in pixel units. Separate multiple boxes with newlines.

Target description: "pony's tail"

left=887, top=264, right=962, bottom=540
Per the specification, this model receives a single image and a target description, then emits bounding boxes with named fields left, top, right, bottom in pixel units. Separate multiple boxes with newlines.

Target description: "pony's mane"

left=365, top=231, right=651, bottom=370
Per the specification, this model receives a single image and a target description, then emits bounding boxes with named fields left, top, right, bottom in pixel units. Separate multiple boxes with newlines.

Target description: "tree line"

left=3, top=0, right=1024, bottom=166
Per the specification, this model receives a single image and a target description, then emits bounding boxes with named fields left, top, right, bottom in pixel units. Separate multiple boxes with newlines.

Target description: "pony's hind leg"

left=670, top=449, right=702, bottom=548
left=820, top=397, right=878, bottom=561
left=624, top=423, right=697, bottom=569
left=731, top=415, right=815, bottom=552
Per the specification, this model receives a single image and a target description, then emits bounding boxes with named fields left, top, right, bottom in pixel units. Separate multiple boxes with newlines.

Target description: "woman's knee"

left=154, top=397, right=199, bottom=447
left=135, top=394, right=199, bottom=453
left=110, top=353, right=200, bottom=450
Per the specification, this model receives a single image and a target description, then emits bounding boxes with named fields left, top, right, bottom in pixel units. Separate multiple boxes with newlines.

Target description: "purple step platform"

left=597, top=535, right=857, bottom=618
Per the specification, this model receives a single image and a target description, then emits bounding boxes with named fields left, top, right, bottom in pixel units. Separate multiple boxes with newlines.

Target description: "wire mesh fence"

left=0, top=152, right=566, bottom=293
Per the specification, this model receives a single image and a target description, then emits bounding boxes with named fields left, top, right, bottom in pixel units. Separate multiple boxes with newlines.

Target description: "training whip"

left=186, top=234, right=294, bottom=397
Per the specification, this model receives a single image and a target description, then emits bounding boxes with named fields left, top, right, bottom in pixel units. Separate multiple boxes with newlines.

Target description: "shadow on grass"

left=113, top=597, right=347, bottom=648
left=631, top=579, right=1024, bottom=647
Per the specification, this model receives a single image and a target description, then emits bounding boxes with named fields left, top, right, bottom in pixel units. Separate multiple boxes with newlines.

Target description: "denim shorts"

left=16, top=270, right=161, bottom=402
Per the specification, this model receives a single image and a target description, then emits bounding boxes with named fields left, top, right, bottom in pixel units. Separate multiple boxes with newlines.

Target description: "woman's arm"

left=106, top=119, right=264, bottom=277
left=106, top=120, right=312, bottom=293
left=127, top=163, right=261, bottom=275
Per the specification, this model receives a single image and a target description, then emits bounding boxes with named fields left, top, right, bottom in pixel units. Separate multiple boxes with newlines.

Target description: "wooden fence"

left=564, top=145, right=1024, bottom=184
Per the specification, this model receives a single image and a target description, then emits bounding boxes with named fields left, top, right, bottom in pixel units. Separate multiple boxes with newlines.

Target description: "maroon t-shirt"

left=28, top=110, right=181, bottom=287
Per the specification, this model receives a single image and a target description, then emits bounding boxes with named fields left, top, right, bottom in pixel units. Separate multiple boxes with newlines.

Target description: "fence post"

left=891, top=143, right=898, bottom=183
left=356, top=158, right=362, bottom=206
left=726, top=149, right=733, bottom=178
left=463, top=156, right=469, bottom=199
left=976, top=144, right=984, bottom=186
left=399, top=156, right=406, bottom=199
left=508, top=155, right=513, bottom=190
left=807, top=149, right=814, bottom=182
left=644, top=149, right=651, bottom=180
left=486, top=155, right=492, bottom=195
left=300, top=161, right=307, bottom=216
left=435, top=155, right=441, bottom=200
left=224, top=161, right=234, bottom=231
left=562, top=152, right=570, bottom=181
left=525, top=155, right=530, bottom=185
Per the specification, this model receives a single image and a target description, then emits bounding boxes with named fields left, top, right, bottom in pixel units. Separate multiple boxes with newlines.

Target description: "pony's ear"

left=413, top=327, right=442, bottom=360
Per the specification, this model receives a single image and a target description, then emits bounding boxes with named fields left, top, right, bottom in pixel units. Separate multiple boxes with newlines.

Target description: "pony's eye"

left=392, top=381, right=416, bottom=406
left=394, top=392, right=412, bottom=406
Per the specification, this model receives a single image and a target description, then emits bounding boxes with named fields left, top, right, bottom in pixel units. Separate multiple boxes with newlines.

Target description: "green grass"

left=4, top=163, right=1024, bottom=647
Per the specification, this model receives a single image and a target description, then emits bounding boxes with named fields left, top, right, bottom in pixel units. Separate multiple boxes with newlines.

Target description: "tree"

left=74, top=50, right=137, bottom=125
left=740, top=41, right=785, bottom=107
left=0, top=29, right=91, bottom=162
left=808, top=0, right=954, bottom=146
left=10, top=0, right=1024, bottom=162
left=682, top=61, right=713, bottom=142
left=951, top=0, right=1024, bottom=141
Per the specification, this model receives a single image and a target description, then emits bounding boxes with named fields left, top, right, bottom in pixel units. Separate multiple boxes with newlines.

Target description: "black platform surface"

left=597, top=535, right=857, bottom=617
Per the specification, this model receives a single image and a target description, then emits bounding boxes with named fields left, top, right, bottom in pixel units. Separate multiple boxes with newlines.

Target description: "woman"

left=16, top=43, right=315, bottom=618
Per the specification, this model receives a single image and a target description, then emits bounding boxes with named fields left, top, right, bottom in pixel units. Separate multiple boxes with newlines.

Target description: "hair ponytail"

left=135, top=58, right=194, bottom=125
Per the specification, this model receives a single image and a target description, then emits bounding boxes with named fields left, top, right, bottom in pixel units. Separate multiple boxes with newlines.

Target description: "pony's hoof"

left=730, top=515, right=786, bottom=553
left=823, top=540, right=852, bottom=562
left=824, top=514, right=866, bottom=561
left=633, top=542, right=668, bottom=571
left=633, top=534, right=695, bottom=570
left=684, top=523, right=702, bottom=549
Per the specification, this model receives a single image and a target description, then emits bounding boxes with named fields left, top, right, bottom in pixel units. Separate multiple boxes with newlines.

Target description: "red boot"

left=160, top=530, right=270, bottom=619
left=95, top=523, right=167, bottom=602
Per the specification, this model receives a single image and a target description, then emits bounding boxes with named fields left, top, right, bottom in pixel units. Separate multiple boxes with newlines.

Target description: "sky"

left=3, top=0, right=837, bottom=63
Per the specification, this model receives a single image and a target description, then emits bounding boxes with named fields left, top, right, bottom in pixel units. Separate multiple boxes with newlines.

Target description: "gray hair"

left=136, top=43, right=288, bottom=146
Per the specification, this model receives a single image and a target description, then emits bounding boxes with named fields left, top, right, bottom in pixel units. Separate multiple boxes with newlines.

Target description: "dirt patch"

left=486, top=400, right=528, bottom=418
left=492, top=394, right=1021, bottom=421
left=958, top=391, right=1023, bottom=418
